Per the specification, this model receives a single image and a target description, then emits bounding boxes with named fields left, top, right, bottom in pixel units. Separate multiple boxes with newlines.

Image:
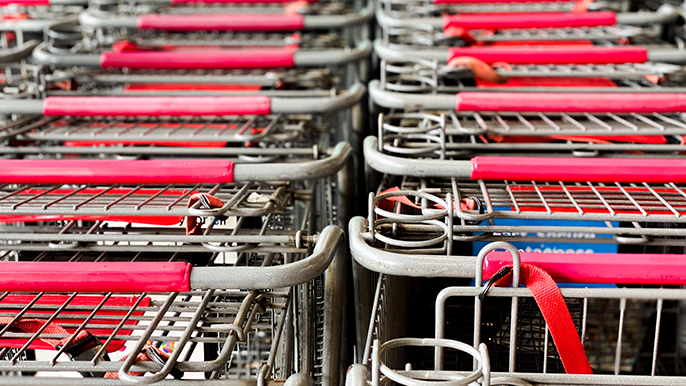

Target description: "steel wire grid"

left=0, top=288, right=301, bottom=383
left=0, top=114, right=323, bottom=145
left=43, top=67, right=341, bottom=93
left=378, top=58, right=686, bottom=93
left=347, top=245, right=686, bottom=386
left=376, top=112, right=686, bottom=159
left=362, top=176, right=686, bottom=252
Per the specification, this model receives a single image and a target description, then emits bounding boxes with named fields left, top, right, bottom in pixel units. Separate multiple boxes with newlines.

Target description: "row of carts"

left=349, top=0, right=686, bottom=386
left=3, top=0, right=686, bottom=385
left=0, top=0, right=370, bottom=384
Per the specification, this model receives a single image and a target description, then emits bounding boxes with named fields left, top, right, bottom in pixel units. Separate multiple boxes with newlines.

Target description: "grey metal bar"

left=349, top=217, right=477, bottom=277
left=293, top=40, right=371, bottom=66
left=233, top=141, right=352, bottom=181
left=373, top=40, right=449, bottom=62
left=364, top=136, right=471, bottom=178
left=369, top=80, right=456, bottom=110
left=271, top=82, right=366, bottom=113
left=189, top=224, right=344, bottom=289
left=32, top=42, right=101, bottom=67
left=0, top=39, right=39, bottom=63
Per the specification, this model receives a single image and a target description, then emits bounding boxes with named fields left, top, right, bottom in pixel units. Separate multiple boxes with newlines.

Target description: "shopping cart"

left=32, top=19, right=371, bottom=71
left=376, top=6, right=681, bottom=48
left=79, top=0, right=372, bottom=31
left=348, top=239, right=686, bottom=385
left=349, top=152, right=686, bottom=381
left=0, top=145, right=349, bottom=384
left=378, top=0, right=641, bottom=17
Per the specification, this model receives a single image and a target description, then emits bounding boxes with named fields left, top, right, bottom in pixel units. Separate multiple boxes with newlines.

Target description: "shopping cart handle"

left=171, top=0, right=317, bottom=3
left=435, top=0, right=570, bottom=3
left=483, top=251, right=686, bottom=285
left=455, top=92, right=685, bottom=112
left=43, top=96, right=271, bottom=116
left=0, top=0, right=49, bottom=5
left=0, top=160, right=235, bottom=184
left=100, top=50, right=295, bottom=70
left=137, top=14, right=304, bottom=32
left=0, top=225, right=343, bottom=292
left=448, top=46, right=648, bottom=65
left=471, top=157, right=686, bottom=183
left=0, top=262, right=191, bottom=293
left=443, top=11, right=616, bottom=30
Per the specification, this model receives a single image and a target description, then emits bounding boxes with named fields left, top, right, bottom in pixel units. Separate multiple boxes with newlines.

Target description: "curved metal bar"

left=364, top=136, right=471, bottom=178
left=189, top=224, right=344, bottom=289
left=349, top=216, right=477, bottom=277
left=271, top=82, right=366, bottom=113
left=233, top=141, right=352, bottom=181
left=369, top=79, right=456, bottom=110
left=294, top=40, right=372, bottom=66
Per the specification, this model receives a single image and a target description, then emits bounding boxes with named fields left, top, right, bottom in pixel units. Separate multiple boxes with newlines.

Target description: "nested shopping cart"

left=369, top=91, right=686, bottom=160
left=0, top=140, right=350, bottom=384
left=378, top=0, right=643, bottom=18
left=79, top=0, right=372, bottom=31
left=349, top=150, right=686, bottom=384
left=32, top=19, right=371, bottom=71
left=376, top=5, right=682, bottom=48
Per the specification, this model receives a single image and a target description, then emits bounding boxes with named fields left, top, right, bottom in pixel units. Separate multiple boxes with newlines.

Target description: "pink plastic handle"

left=137, top=14, right=304, bottom=32
left=172, top=0, right=316, bottom=3
left=443, top=11, right=616, bottom=30
left=0, top=262, right=191, bottom=292
left=484, top=252, right=686, bottom=285
left=470, top=157, right=686, bottom=183
left=448, top=46, right=648, bottom=65
left=100, top=50, right=295, bottom=70
left=455, top=92, right=686, bottom=112
left=436, top=0, right=569, bottom=3
left=0, top=0, right=49, bottom=5
left=43, top=96, right=271, bottom=116
left=0, top=160, right=235, bottom=184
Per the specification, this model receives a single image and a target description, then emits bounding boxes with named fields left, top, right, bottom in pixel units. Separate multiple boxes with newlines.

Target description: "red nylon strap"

left=186, top=193, right=225, bottom=235
left=104, top=345, right=171, bottom=379
left=493, top=264, right=592, bottom=374
left=0, top=317, right=90, bottom=349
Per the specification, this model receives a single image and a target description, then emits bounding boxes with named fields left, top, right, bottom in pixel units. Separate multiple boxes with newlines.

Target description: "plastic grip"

left=448, top=46, right=648, bottom=65
left=470, top=157, right=686, bottom=183
left=455, top=92, right=685, bottom=112
left=43, top=96, right=271, bottom=116
left=137, top=14, right=304, bottom=32
left=435, top=0, right=568, bottom=3
left=0, top=0, right=49, bottom=4
left=100, top=50, right=295, bottom=70
left=483, top=252, right=686, bottom=285
left=171, top=0, right=316, bottom=3
left=0, top=160, right=235, bottom=184
left=0, top=262, right=191, bottom=292
left=443, top=11, right=616, bottom=30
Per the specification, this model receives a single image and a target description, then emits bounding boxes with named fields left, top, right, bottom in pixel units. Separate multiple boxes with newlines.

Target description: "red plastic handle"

left=484, top=252, right=686, bottom=285
left=0, top=262, right=191, bottom=292
left=171, top=0, right=316, bottom=3
left=448, top=46, right=648, bottom=65
left=43, top=96, right=271, bottom=116
left=470, top=157, right=686, bottom=183
left=455, top=92, right=686, bottom=112
left=0, top=0, right=49, bottom=5
left=443, top=11, right=616, bottom=30
left=0, top=160, right=235, bottom=184
left=137, top=14, right=304, bottom=32
left=100, top=49, right=295, bottom=70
